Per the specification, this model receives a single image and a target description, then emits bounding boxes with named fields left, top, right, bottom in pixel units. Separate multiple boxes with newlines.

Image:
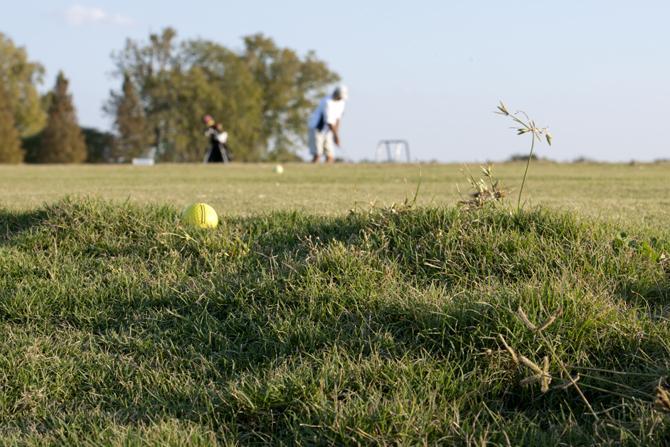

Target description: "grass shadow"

left=0, top=208, right=48, bottom=246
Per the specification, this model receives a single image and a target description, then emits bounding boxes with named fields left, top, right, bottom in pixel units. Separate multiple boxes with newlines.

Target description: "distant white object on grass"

left=132, top=158, right=155, bottom=166
left=131, top=147, right=156, bottom=166
left=274, top=164, right=284, bottom=174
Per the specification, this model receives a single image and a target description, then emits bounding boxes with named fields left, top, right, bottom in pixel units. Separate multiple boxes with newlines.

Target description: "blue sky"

left=3, top=1, right=669, bottom=161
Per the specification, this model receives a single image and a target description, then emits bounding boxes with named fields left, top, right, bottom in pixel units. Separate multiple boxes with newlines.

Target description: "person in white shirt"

left=307, top=85, right=348, bottom=163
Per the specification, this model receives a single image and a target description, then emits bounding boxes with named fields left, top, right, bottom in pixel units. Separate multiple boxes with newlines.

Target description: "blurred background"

left=2, top=0, right=669, bottom=163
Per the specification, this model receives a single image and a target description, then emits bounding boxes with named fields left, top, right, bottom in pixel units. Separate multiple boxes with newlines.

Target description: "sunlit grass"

left=1, top=162, right=669, bottom=229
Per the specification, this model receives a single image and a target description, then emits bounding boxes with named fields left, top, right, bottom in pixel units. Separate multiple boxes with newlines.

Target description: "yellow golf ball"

left=274, top=164, right=284, bottom=174
left=181, top=203, right=219, bottom=229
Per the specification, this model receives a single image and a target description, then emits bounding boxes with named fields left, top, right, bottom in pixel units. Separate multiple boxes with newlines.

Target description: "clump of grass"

left=655, top=384, right=670, bottom=413
left=0, top=198, right=669, bottom=445
left=498, top=307, right=598, bottom=418
left=458, top=164, right=507, bottom=210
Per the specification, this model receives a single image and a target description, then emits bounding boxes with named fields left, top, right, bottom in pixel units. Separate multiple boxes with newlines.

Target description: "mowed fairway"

left=1, top=162, right=669, bottom=227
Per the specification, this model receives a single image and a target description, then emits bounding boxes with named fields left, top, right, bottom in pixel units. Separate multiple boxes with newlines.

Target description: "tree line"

left=0, top=29, right=338, bottom=163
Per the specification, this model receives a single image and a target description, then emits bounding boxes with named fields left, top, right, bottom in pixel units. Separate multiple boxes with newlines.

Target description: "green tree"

left=110, top=28, right=180, bottom=161
left=0, top=33, right=46, bottom=137
left=0, top=85, right=24, bottom=163
left=36, top=71, right=87, bottom=163
left=82, top=127, right=116, bottom=163
left=107, top=73, right=148, bottom=160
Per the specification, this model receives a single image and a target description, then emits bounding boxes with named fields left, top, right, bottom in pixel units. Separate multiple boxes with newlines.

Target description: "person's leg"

left=222, top=143, right=231, bottom=163
left=211, top=144, right=223, bottom=162
left=324, top=132, right=335, bottom=163
left=308, top=128, right=321, bottom=163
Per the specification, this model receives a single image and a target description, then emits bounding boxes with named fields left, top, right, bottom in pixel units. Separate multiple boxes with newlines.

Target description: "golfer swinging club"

left=307, top=85, right=348, bottom=163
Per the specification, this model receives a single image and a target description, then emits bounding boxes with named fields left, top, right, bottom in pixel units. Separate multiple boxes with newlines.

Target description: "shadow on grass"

left=617, top=278, right=670, bottom=311
left=0, top=208, right=48, bottom=246
left=239, top=210, right=368, bottom=256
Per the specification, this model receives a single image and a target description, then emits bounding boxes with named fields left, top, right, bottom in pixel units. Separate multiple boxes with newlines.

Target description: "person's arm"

left=328, top=120, right=341, bottom=146
left=324, top=100, right=342, bottom=146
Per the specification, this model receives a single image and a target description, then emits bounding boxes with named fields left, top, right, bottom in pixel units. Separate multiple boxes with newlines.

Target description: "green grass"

left=1, top=162, right=670, bottom=229
left=1, top=196, right=669, bottom=445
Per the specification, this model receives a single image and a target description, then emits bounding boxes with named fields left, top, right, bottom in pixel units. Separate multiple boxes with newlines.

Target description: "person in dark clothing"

left=203, top=115, right=230, bottom=163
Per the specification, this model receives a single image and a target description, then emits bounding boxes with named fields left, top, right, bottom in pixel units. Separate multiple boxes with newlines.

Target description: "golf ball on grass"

left=181, top=203, right=219, bottom=229
left=274, top=164, right=284, bottom=174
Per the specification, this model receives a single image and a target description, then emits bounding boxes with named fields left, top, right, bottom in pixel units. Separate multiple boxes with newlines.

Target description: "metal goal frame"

left=375, top=139, right=411, bottom=163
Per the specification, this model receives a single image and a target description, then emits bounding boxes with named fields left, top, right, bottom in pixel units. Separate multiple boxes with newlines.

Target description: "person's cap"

left=333, top=85, right=348, bottom=100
